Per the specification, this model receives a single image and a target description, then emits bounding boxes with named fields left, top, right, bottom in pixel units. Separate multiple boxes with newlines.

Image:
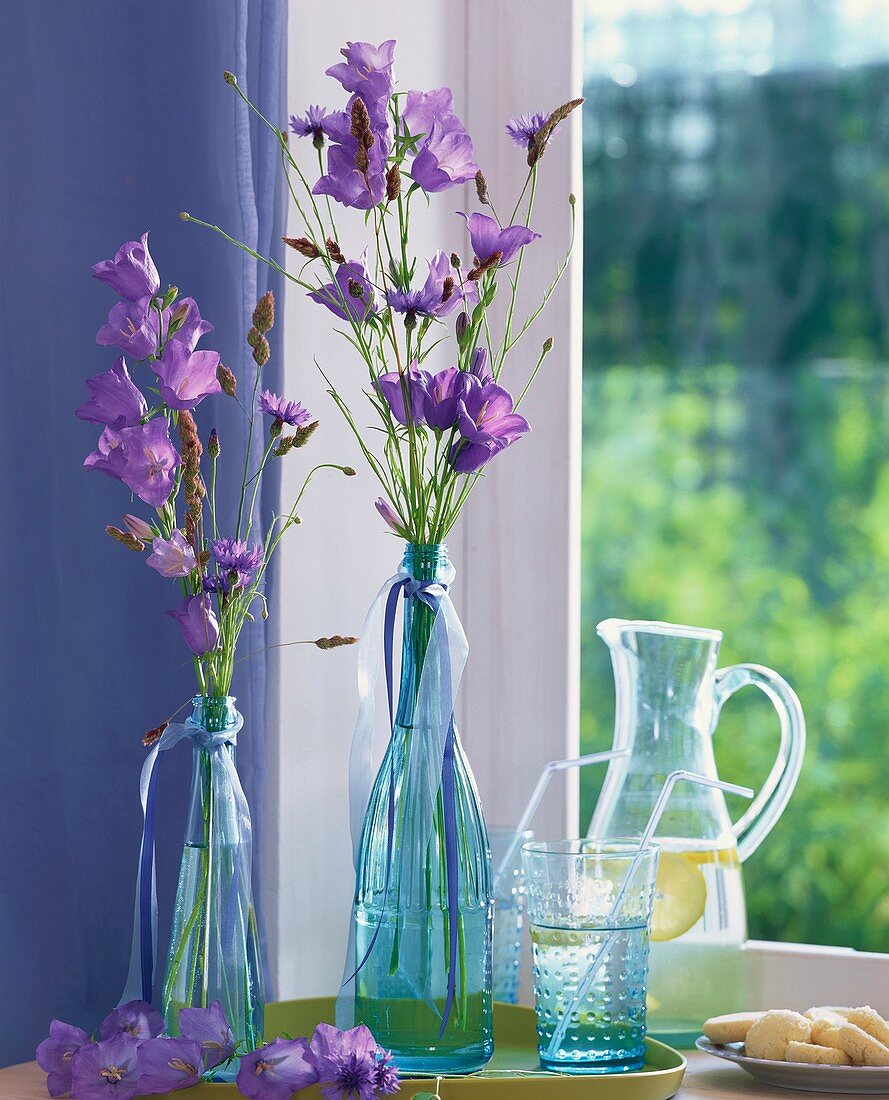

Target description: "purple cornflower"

left=84, top=419, right=181, bottom=508
left=450, top=378, right=531, bottom=473
left=70, top=1034, right=141, bottom=1100
left=99, top=1001, right=164, bottom=1042
left=308, top=258, right=376, bottom=323
left=146, top=531, right=197, bottom=579
left=459, top=211, right=541, bottom=268
left=178, top=1002, right=235, bottom=1071
left=236, top=1038, right=317, bottom=1100
left=326, top=40, right=396, bottom=104
left=506, top=111, right=550, bottom=149
left=387, top=251, right=475, bottom=323
left=136, top=1037, right=203, bottom=1093
left=375, top=498, right=410, bottom=538
left=373, top=1049, right=400, bottom=1095
left=92, top=233, right=160, bottom=301
left=76, top=357, right=147, bottom=430
left=290, top=105, right=334, bottom=147
left=154, top=342, right=222, bottom=411
left=307, top=1024, right=379, bottom=1100
left=167, top=594, right=219, bottom=656
left=36, top=1020, right=90, bottom=1098
left=211, top=538, right=264, bottom=588
left=258, top=390, right=312, bottom=427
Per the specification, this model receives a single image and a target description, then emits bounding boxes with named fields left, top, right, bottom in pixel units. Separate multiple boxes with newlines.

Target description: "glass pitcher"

left=587, top=619, right=805, bottom=1046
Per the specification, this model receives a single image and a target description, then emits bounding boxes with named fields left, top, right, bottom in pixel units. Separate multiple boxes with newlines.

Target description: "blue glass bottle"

left=162, top=696, right=264, bottom=1077
left=354, top=544, right=493, bottom=1073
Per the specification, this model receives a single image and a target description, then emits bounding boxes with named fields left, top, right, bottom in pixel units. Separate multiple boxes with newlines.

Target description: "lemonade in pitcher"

left=588, top=620, right=805, bottom=1046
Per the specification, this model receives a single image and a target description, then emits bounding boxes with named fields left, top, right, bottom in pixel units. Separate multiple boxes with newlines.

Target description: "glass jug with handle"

left=587, top=619, right=805, bottom=1047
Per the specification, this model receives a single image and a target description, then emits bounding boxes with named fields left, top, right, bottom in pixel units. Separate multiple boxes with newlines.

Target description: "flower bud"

left=474, top=169, right=489, bottom=205
left=122, top=513, right=155, bottom=541
left=347, top=278, right=364, bottom=299
left=161, top=285, right=179, bottom=310
left=217, top=363, right=237, bottom=397
left=386, top=163, right=401, bottom=201
left=450, top=252, right=461, bottom=270
left=270, top=418, right=283, bottom=439
left=456, top=312, right=469, bottom=342
left=223, top=70, right=238, bottom=85
left=252, top=290, right=275, bottom=333
left=208, top=429, right=220, bottom=458
left=543, top=336, right=554, bottom=353
left=343, top=467, right=357, bottom=477
left=403, top=310, right=418, bottom=331
left=312, top=130, right=325, bottom=151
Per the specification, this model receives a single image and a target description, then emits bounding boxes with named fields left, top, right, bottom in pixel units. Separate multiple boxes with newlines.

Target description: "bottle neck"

left=191, top=694, right=239, bottom=734
left=401, top=542, right=454, bottom=584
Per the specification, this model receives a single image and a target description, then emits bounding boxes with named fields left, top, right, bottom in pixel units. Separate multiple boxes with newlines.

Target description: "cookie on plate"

left=744, top=1010, right=811, bottom=1061
left=848, top=1007, right=889, bottom=1048
left=785, top=1040, right=852, bottom=1066
left=805, top=1005, right=852, bottom=1024
left=814, top=1020, right=889, bottom=1067
left=703, top=1011, right=767, bottom=1045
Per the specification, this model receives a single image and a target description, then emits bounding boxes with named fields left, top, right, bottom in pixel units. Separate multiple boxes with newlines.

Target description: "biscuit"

left=815, top=1020, right=889, bottom=1067
left=847, top=1007, right=889, bottom=1049
left=805, top=1005, right=852, bottom=1025
left=703, top=1011, right=767, bottom=1045
left=744, top=1010, right=811, bottom=1061
left=785, top=1040, right=852, bottom=1066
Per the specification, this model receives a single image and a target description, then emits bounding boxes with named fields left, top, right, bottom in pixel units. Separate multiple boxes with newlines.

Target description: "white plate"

left=695, top=1036, right=889, bottom=1095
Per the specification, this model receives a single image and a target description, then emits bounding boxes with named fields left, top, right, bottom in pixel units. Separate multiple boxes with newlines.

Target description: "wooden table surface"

left=0, top=1050, right=842, bottom=1100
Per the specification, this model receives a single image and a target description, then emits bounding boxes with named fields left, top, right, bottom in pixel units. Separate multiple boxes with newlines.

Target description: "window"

left=580, top=0, right=889, bottom=951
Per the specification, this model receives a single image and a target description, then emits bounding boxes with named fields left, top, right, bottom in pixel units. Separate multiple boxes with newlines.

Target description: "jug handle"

left=713, top=663, right=806, bottom=863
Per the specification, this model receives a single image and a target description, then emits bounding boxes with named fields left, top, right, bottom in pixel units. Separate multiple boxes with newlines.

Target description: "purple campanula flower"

left=178, top=1002, right=234, bottom=1071
left=459, top=211, right=541, bottom=268
left=308, top=258, right=376, bottom=322
left=36, top=1020, right=90, bottom=1098
left=375, top=365, right=430, bottom=426
left=76, top=357, right=147, bottom=430
left=506, top=111, right=550, bottom=149
left=387, top=251, right=475, bottom=323
left=84, top=420, right=181, bottom=508
left=326, top=40, right=396, bottom=104
left=258, top=390, right=312, bottom=427
left=136, top=1037, right=203, bottom=1093
left=236, top=1038, right=317, bottom=1100
left=290, top=104, right=334, bottom=146
left=423, top=366, right=472, bottom=430
left=375, top=497, right=409, bottom=538
left=123, top=513, right=156, bottom=542
left=96, top=297, right=162, bottom=360
left=92, top=232, right=160, bottom=301
left=411, top=115, right=479, bottom=193
left=450, top=379, right=531, bottom=473
left=211, top=538, right=264, bottom=588
left=146, top=531, right=197, bottom=579
left=99, top=1000, right=164, bottom=1042
left=154, top=342, right=222, bottom=410
left=167, top=297, right=214, bottom=352
left=373, top=1049, right=400, bottom=1095
left=469, top=346, right=493, bottom=384
left=401, top=87, right=454, bottom=142
left=167, top=594, right=219, bottom=656
left=313, top=126, right=389, bottom=210
left=70, top=1034, right=141, bottom=1100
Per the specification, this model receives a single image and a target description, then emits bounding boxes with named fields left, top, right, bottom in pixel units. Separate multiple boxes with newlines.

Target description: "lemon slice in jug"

left=650, top=851, right=707, bottom=942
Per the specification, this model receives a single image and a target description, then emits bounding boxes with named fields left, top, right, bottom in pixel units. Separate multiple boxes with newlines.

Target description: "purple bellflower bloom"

left=70, top=1035, right=142, bottom=1100
left=308, top=258, right=376, bottom=322
left=166, top=297, right=214, bottom=352
left=167, top=594, right=219, bottom=656
left=236, top=1038, right=317, bottom=1100
left=258, top=390, right=312, bottom=427
left=76, top=358, right=147, bottom=430
left=136, top=1037, right=203, bottom=1094
left=402, top=88, right=479, bottom=193
left=469, top=346, right=493, bottom=384
left=459, top=211, right=541, bottom=268
left=154, top=342, right=222, bottom=411
left=450, top=379, right=531, bottom=473
left=401, top=87, right=454, bottom=142
left=290, top=105, right=334, bottom=145
left=375, top=365, right=429, bottom=426
left=92, top=233, right=160, bottom=301
left=387, top=251, right=475, bottom=322
left=326, top=40, right=396, bottom=104
left=506, top=111, right=550, bottom=149
left=96, top=297, right=162, bottom=360
left=423, top=366, right=473, bottom=430
left=84, top=419, right=181, bottom=508
left=146, top=531, right=197, bottom=579
left=99, top=1000, right=164, bottom=1042
left=178, top=1002, right=235, bottom=1071
left=375, top=498, right=410, bottom=538
left=36, top=1020, right=90, bottom=1098
left=211, top=538, right=264, bottom=588
left=313, top=124, right=390, bottom=210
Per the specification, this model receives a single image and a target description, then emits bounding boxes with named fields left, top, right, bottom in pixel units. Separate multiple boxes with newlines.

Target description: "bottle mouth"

left=597, top=618, right=722, bottom=644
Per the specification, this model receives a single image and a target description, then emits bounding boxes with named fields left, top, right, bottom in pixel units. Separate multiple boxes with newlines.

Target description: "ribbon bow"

left=338, top=570, right=469, bottom=1035
left=120, top=709, right=250, bottom=1007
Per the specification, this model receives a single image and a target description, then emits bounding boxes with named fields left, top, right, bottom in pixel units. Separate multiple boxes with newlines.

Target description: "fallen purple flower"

left=76, top=358, right=147, bottom=430
left=99, top=1000, right=165, bottom=1042
left=178, top=1001, right=235, bottom=1071
left=92, top=233, right=160, bottom=301
left=167, top=594, right=220, bottom=656
left=70, top=1034, right=141, bottom=1100
left=136, top=1036, right=203, bottom=1093
left=154, top=342, right=222, bottom=410
left=373, top=1048, right=400, bottom=1095
left=36, top=1020, right=90, bottom=1098
left=236, top=1038, right=317, bottom=1100
left=146, top=531, right=197, bottom=579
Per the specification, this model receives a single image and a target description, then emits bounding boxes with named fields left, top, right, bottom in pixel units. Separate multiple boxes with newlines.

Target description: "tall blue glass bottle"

left=354, top=544, right=493, bottom=1073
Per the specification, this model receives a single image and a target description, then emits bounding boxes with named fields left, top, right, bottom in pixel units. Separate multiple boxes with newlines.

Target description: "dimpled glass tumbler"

left=522, top=840, right=660, bottom=1074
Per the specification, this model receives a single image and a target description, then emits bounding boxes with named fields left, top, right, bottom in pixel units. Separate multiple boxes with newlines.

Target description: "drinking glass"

left=490, top=827, right=533, bottom=1003
left=522, top=839, right=659, bottom=1074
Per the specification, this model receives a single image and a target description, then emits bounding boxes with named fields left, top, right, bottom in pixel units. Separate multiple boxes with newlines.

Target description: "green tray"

left=181, top=998, right=686, bottom=1099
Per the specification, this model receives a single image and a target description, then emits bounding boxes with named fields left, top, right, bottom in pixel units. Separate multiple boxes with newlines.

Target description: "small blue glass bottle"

left=354, top=544, right=493, bottom=1073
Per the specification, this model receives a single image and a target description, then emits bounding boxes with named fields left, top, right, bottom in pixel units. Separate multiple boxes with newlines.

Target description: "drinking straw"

left=493, top=749, right=629, bottom=895
left=544, top=769, right=754, bottom=1061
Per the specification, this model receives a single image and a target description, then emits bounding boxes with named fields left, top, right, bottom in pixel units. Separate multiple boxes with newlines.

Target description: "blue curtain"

left=0, top=0, right=286, bottom=1066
